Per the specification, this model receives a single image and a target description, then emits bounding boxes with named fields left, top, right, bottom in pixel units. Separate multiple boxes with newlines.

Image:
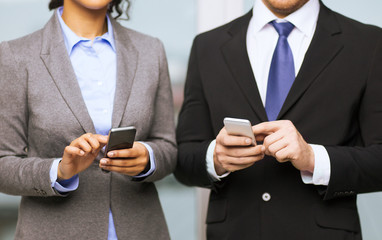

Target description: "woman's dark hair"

left=48, top=0, right=131, bottom=19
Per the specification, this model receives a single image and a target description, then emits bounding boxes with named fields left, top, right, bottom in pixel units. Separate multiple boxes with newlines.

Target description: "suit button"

left=262, top=192, right=271, bottom=202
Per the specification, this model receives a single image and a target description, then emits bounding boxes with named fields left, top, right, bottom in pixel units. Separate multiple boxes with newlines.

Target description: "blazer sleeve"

left=139, top=40, right=177, bottom=183
left=0, top=42, right=60, bottom=197
left=174, top=37, right=219, bottom=189
left=324, top=33, right=382, bottom=200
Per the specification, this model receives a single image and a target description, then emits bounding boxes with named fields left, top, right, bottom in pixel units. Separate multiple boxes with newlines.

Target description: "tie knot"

left=271, top=21, right=294, bottom=37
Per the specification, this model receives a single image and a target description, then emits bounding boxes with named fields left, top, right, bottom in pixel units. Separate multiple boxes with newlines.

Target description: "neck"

left=62, top=2, right=108, bottom=40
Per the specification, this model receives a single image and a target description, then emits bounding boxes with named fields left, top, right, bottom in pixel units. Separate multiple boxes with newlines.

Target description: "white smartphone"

left=223, top=117, right=256, bottom=145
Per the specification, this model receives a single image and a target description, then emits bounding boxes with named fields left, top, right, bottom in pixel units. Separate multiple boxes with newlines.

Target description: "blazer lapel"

left=221, top=11, right=268, bottom=122
left=109, top=19, right=138, bottom=128
left=40, top=13, right=96, bottom=134
left=278, top=4, right=343, bottom=119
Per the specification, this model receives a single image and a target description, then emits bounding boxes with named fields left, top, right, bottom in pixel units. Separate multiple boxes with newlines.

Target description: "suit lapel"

left=40, top=12, right=96, bottom=133
left=278, top=4, right=343, bottom=119
left=109, top=19, right=138, bottom=128
left=221, top=11, right=268, bottom=122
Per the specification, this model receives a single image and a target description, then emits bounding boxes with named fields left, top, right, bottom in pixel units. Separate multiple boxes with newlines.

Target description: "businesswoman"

left=0, top=0, right=176, bottom=239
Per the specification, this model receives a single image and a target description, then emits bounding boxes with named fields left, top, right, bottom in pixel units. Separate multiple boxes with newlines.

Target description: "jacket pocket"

left=206, top=198, right=227, bottom=224
left=315, top=204, right=361, bottom=232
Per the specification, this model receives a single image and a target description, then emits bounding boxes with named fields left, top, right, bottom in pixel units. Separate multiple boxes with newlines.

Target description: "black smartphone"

left=105, top=126, right=136, bottom=154
left=102, top=126, right=136, bottom=172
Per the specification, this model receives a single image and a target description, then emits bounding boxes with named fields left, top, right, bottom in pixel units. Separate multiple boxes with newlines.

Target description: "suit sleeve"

left=140, top=39, right=177, bottom=182
left=174, top=37, right=218, bottom=189
left=0, top=42, right=61, bottom=197
left=324, top=33, right=382, bottom=200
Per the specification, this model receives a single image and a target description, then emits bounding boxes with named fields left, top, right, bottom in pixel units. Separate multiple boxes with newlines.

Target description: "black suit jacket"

left=175, top=3, right=382, bottom=240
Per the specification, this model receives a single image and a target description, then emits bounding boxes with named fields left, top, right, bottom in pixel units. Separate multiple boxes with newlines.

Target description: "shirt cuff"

left=301, top=144, right=331, bottom=186
left=50, top=159, right=79, bottom=193
left=133, top=141, right=156, bottom=178
left=206, top=140, right=230, bottom=181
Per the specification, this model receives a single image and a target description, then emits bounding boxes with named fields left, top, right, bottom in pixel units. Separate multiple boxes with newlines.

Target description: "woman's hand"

left=99, top=142, right=149, bottom=176
left=58, top=133, right=108, bottom=180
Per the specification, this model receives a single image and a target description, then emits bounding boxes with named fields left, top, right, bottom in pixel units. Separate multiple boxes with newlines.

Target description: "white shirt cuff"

left=206, top=140, right=230, bottom=181
left=301, top=144, right=331, bottom=186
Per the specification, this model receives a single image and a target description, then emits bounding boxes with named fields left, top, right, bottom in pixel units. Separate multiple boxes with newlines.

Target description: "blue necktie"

left=265, top=21, right=295, bottom=121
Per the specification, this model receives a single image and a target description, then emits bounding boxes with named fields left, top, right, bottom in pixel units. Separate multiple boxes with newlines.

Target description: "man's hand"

left=99, top=142, right=149, bottom=176
left=252, top=120, right=315, bottom=173
left=58, top=133, right=108, bottom=181
left=214, top=127, right=265, bottom=176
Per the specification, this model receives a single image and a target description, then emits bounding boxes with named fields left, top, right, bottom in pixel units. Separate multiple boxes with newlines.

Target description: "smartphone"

left=105, top=126, right=136, bottom=154
left=223, top=117, right=256, bottom=145
left=103, top=126, right=136, bottom=172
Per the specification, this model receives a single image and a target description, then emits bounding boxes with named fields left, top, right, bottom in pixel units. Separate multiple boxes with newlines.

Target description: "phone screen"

left=105, top=126, right=136, bottom=155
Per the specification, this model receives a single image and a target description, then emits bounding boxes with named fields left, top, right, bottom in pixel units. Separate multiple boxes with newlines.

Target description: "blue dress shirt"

left=49, top=7, right=156, bottom=239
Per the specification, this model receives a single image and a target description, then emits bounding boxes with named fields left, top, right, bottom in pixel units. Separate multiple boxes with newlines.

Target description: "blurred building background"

left=0, top=0, right=381, bottom=239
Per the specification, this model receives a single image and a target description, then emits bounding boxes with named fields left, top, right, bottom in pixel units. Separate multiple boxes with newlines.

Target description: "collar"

left=252, top=0, right=320, bottom=38
left=56, top=7, right=116, bottom=55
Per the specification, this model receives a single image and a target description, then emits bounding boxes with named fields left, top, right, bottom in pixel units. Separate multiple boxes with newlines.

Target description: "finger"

left=107, top=143, right=147, bottom=159
left=274, top=147, right=292, bottom=163
left=217, top=134, right=253, bottom=147
left=217, top=153, right=265, bottom=167
left=100, top=164, right=144, bottom=176
left=107, top=148, right=135, bottom=158
left=225, top=145, right=265, bottom=158
left=94, top=134, right=108, bottom=145
left=221, top=162, right=256, bottom=173
left=267, top=138, right=289, bottom=158
left=100, top=158, right=143, bottom=168
left=76, top=138, right=93, bottom=154
left=263, top=131, right=285, bottom=149
left=65, top=146, right=85, bottom=157
left=252, top=120, right=292, bottom=136
left=85, top=135, right=101, bottom=154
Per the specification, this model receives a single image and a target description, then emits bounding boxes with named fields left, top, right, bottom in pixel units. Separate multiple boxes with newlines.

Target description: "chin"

left=263, top=0, right=309, bottom=16
left=74, top=0, right=113, bottom=10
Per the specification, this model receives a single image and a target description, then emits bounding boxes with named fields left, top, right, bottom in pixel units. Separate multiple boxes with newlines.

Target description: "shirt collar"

left=252, top=0, right=320, bottom=38
left=56, top=7, right=116, bottom=55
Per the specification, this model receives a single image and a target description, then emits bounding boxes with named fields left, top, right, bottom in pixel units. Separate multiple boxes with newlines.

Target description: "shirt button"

left=262, top=192, right=271, bottom=202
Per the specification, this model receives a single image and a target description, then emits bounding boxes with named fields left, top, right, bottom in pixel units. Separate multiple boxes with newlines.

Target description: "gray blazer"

left=0, top=11, right=176, bottom=240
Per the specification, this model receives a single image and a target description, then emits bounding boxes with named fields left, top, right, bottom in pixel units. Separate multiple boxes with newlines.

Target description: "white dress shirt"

left=207, top=0, right=331, bottom=186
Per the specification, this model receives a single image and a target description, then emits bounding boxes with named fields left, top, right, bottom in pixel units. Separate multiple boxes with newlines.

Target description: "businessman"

left=175, top=0, right=382, bottom=239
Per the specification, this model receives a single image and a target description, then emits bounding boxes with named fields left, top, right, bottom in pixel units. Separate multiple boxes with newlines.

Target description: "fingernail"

left=100, top=159, right=107, bottom=164
left=108, top=152, right=114, bottom=157
left=245, top=138, right=251, bottom=144
left=80, top=150, right=85, bottom=156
